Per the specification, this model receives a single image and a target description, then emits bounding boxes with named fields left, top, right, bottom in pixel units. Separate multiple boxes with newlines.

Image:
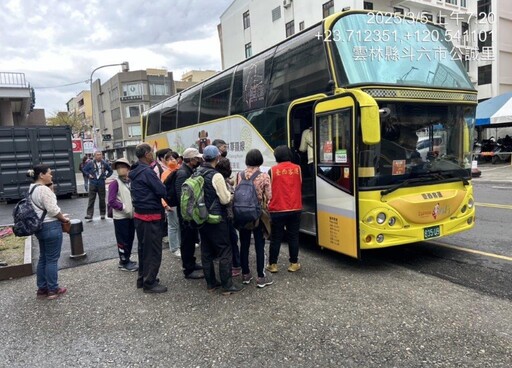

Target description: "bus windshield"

left=331, top=13, right=474, bottom=90
left=358, top=103, right=476, bottom=189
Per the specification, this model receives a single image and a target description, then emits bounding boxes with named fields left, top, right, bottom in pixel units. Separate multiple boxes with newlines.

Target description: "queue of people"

left=28, top=140, right=303, bottom=299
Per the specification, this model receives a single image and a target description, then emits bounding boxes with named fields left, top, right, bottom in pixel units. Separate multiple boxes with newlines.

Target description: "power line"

left=33, top=79, right=90, bottom=89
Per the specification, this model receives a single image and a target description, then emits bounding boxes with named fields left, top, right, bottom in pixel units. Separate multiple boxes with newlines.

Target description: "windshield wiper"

left=424, top=170, right=470, bottom=186
left=380, top=176, right=437, bottom=196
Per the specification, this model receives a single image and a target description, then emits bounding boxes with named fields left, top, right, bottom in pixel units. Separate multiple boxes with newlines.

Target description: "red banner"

left=72, top=139, right=83, bottom=153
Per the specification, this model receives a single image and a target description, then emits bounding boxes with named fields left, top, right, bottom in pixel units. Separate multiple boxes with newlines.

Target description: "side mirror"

left=351, top=90, right=381, bottom=145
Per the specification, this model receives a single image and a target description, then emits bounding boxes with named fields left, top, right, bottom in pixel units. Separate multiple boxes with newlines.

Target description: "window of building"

left=111, top=107, right=121, bottom=121
left=243, top=11, right=250, bottom=29
left=422, top=13, right=433, bottom=22
left=199, top=70, right=232, bottom=122
left=128, top=125, right=141, bottom=138
left=125, top=105, right=140, bottom=118
left=322, top=1, right=334, bottom=18
left=286, top=20, right=295, bottom=37
left=461, top=0, right=467, bottom=7
left=245, top=42, right=252, bottom=58
left=272, top=6, right=281, bottom=22
left=478, top=64, right=492, bottom=85
left=445, top=0, right=457, bottom=5
left=122, top=83, right=143, bottom=97
left=299, top=21, right=305, bottom=31
left=149, top=83, right=169, bottom=96
left=113, top=127, right=123, bottom=141
left=478, top=0, right=491, bottom=20
left=437, top=16, right=446, bottom=26
left=478, top=31, right=492, bottom=52
left=394, top=7, right=404, bottom=15
left=363, top=2, right=373, bottom=10
left=110, top=87, right=119, bottom=102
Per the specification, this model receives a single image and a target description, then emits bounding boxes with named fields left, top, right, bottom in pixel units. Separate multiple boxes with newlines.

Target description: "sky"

left=0, top=0, right=233, bottom=115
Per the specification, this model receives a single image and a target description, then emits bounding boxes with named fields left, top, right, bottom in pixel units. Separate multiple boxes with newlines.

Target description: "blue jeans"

left=35, top=221, right=63, bottom=291
left=83, top=175, right=89, bottom=192
left=166, top=209, right=181, bottom=252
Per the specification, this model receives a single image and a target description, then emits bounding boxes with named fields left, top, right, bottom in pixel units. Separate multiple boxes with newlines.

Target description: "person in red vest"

left=266, top=145, right=303, bottom=273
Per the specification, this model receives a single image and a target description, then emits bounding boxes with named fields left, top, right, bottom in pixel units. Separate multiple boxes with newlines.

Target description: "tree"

left=47, top=111, right=89, bottom=136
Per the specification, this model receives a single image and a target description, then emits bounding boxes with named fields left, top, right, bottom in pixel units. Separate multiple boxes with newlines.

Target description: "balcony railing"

left=0, top=72, right=28, bottom=88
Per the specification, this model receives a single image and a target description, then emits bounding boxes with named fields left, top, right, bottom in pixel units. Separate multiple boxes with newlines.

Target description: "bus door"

left=314, top=94, right=359, bottom=259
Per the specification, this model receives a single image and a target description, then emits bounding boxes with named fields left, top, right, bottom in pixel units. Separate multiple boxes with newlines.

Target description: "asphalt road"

left=1, top=184, right=511, bottom=367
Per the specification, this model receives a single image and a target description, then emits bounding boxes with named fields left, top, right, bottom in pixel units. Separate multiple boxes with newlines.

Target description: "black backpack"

left=233, top=171, right=261, bottom=228
left=12, top=185, right=47, bottom=237
left=163, top=170, right=179, bottom=207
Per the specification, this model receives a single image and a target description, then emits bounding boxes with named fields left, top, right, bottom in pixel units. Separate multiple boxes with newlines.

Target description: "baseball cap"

left=202, top=145, right=220, bottom=160
left=182, top=148, right=203, bottom=159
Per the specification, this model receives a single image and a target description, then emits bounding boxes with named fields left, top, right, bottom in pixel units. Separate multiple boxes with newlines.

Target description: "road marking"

left=476, top=202, right=512, bottom=210
left=429, top=241, right=512, bottom=262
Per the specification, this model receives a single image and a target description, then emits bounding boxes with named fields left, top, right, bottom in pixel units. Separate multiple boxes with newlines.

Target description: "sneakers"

left=47, top=287, right=67, bottom=300
left=143, top=284, right=168, bottom=294
left=185, top=270, right=204, bottom=279
left=118, top=261, right=138, bottom=272
left=232, top=267, right=242, bottom=277
left=221, top=284, right=244, bottom=295
left=256, top=275, right=274, bottom=288
left=195, top=243, right=200, bottom=248
left=172, top=249, right=181, bottom=257
left=266, top=263, right=278, bottom=273
left=84, top=216, right=92, bottom=222
left=288, top=263, right=301, bottom=272
left=162, top=236, right=169, bottom=244
left=242, top=272, right=253, bottom=284
left=36, top=288, right=48, bottom=299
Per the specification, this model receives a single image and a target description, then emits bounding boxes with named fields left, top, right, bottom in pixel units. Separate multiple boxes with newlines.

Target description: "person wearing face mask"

left=172, top=148, right=205, bottom=280
left=108, top=158, right=137, bottom=272
left=212, top=139, right=228, bottom=158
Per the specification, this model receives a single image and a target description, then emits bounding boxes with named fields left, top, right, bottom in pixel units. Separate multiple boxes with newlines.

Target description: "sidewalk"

left=473, top=162, right=512, bottom=184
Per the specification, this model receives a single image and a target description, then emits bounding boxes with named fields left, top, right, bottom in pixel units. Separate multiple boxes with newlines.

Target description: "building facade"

left=91, top=69, right=175, bottom=161
left=66, top=90, right=92, bottom=138
left=476, top=0, right=512, bottom=101
left=0, top=72, right=35, bottom=126
left=219, top=0, right=480, bottom=87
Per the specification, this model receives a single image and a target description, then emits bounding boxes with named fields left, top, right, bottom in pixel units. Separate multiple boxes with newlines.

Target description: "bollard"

left=68, top=219, right=86, bottom=259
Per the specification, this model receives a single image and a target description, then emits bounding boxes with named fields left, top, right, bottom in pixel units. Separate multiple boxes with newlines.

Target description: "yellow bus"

left=142, top=10, right=476, bottom=259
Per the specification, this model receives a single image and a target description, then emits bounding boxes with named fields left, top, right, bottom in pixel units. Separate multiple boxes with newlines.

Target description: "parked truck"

left=0, top=126, right=77, bottom=201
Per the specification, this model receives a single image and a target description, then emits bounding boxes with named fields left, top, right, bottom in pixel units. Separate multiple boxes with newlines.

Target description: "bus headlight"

left=376, top=234, right=384, bottom=243
left=376, top=213, right=386, bottom=224
left=468, top=198, right=474, bottom=209
left=388, top=217, right=396, bottom=226
left=366, top=216, right=374, bottom=224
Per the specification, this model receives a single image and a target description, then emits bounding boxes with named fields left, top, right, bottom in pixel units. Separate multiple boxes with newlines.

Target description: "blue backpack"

left=12, top=185, right=47, bottom=237
left=233, top=171, right=261, bottom=228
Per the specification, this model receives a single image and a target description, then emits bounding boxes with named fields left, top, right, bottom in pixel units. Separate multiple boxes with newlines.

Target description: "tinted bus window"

left=147, top=110, right=161, bottom=136
left=199, top=71, right=232, bottom=122
left=245, top=104, right=288, bottom=148
left=178, top=84, right=202, bottom=128
left=268, top=26, right=331, bottom=106
left=231, top=48, right=276, bottom=115
left=161, top=96, right=178, bottom=132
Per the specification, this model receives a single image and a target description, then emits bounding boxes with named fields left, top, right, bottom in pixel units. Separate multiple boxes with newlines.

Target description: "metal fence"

left=0, top=72, right=28, bottom=88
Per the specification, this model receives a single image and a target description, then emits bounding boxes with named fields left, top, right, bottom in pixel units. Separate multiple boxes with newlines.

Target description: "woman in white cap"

left=108, top=158, right=137, bottom=272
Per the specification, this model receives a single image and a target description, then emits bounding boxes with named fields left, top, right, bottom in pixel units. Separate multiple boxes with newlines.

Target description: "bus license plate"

left=424, top=225, right=441, bottom=239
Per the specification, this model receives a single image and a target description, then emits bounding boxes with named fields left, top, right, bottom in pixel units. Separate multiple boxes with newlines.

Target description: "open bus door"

left=313, top=91, right=380, bottom=259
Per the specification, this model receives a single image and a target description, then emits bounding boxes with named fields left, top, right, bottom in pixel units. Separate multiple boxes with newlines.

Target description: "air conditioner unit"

left=283, top=0, right=292, bottom=9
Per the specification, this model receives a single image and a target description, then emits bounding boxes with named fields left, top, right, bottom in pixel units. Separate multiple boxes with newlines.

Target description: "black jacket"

left=174, top=163, right=195, bottom=201
left=128, top=160, right=167, bottom=214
